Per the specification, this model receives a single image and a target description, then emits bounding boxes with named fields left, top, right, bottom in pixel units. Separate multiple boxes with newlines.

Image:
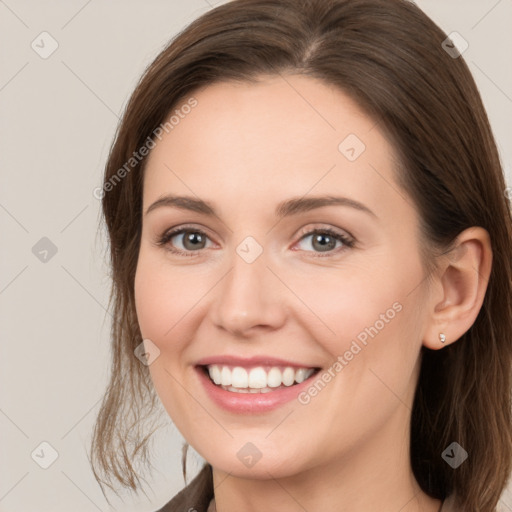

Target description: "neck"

left=211, top=408, right=442, bottom=512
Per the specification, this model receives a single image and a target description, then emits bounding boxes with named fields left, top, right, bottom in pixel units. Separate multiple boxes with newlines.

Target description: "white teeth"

left=210, top=365, right=222, bottom=385
left=207, top=365, right=315, bottom=392
left=231, top=367, right=248, bottom=388
left=295, top=368, right=309, bottom=383
left=248, top=367, right=267, bottom=388
left=282, top=367, right=295, bottom=386
left=267, top=367, right=282, bottom=388
left=221, top=366, right=232, bottom=386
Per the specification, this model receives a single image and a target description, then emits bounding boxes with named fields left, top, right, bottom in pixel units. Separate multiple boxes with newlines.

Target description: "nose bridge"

left=209, top=238, right=286, bottom=336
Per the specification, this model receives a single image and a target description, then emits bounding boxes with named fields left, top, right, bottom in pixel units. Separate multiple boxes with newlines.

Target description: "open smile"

left=194, top=357, right=321, bottom=413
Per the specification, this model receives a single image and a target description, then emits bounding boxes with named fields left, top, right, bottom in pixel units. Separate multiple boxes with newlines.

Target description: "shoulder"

left=154, top=464, right=213, bottom=512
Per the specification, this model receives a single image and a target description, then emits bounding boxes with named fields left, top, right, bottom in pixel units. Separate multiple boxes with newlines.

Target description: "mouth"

left=198, top=364, right=321, bottom=394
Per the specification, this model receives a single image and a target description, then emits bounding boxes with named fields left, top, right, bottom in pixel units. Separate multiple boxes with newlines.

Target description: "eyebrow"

left=145, top=194, right=377, bottom=219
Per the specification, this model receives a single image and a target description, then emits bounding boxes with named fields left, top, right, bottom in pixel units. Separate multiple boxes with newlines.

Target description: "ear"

left=423, top=227, right=492, bottom=350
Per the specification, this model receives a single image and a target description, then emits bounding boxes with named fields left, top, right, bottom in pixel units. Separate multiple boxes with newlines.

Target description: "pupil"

left=185, top=232, right=204, bottom=250
left=314, top=234, right=335, bottom=252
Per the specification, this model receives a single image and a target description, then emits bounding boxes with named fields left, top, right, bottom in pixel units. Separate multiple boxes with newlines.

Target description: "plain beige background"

left=1, top=1, right=511, bottom=511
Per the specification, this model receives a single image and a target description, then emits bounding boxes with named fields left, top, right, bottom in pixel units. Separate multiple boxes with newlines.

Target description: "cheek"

left=134, top=252, right=200, bottom=422
left=134, top=276, right=169, bottom=344
left=293, top=255, right=426, bottom=392
left=134, top=249, right=203, bottom=346
left=283, top=261, right=408, bottom=356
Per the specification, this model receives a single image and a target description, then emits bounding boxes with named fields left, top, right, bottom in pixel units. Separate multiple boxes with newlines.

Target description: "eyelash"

left=156, top=225, right=355, bottom=258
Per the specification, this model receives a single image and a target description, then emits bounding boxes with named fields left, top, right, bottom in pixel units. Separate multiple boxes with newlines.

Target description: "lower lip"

left=196, top=367, right=318, bottom=413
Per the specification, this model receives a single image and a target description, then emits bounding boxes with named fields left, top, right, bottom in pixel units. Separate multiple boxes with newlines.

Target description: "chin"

left=195, top=440, right=308, bottom=479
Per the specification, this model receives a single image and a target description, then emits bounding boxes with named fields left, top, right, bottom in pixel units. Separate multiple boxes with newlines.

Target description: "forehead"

left=142, top=75, right=403, bottom=220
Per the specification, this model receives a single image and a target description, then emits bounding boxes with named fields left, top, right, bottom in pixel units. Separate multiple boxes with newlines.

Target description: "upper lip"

left=195, top=355, right=318, bottom=369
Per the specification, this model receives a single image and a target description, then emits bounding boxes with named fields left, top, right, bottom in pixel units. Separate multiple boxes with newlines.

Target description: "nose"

left=208, top=245, right=287, bottom=338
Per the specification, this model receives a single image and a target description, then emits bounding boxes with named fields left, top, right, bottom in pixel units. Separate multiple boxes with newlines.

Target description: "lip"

left=195, top=364, right=320, bottom=413
left=195, top=355, right=317, bottom=369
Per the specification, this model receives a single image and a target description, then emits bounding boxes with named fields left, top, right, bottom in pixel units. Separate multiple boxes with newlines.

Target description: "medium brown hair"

left=90, top=0, right=512, bottom=510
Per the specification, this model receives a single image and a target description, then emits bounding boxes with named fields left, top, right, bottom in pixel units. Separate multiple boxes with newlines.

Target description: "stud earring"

left=439, top=333, right=446, bottom=343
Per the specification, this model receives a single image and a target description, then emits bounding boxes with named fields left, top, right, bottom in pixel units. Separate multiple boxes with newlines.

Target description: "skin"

left=134, top=75, right=492, bottom=512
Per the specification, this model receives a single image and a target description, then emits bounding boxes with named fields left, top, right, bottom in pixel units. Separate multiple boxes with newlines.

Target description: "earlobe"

left=423, top=227, right=492, bottom=350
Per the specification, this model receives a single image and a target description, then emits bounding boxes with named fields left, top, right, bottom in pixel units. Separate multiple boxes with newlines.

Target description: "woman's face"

left=135, top=75, right=433, bottom=478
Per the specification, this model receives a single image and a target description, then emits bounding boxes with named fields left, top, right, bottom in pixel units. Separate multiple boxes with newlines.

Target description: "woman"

left=89, top=0, right=512, bottom=511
